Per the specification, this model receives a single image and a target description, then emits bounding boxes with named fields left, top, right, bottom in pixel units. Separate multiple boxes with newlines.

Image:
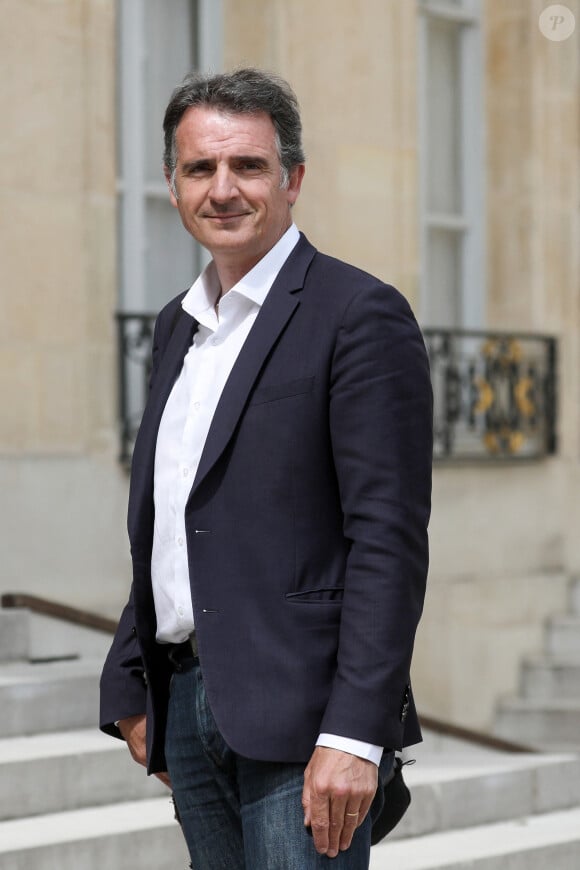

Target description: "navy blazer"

left=100, top=234, right=433, bottom=773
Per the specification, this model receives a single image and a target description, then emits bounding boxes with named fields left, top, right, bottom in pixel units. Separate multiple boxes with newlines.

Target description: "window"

left=116, top=0, right=223, bottom=313
left=418, top=0, right=484, bottom=328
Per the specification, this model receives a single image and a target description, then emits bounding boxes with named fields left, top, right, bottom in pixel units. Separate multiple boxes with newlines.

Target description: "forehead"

left=174, top=107, right=279, bottom=160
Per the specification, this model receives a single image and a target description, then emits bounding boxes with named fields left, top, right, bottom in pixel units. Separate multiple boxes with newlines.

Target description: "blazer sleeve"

left=320, top=280, right=433, bottom=749
left=99, top=585, right=147, bottom=738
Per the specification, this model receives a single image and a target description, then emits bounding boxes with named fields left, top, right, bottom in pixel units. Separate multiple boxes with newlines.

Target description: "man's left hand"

left=302, top=746, right=378, bottom=858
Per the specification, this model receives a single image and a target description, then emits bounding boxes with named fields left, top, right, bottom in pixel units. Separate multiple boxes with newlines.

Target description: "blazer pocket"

left=285, top=586, right=344, bottom=605
left=250, top=376, right=315, bottom=406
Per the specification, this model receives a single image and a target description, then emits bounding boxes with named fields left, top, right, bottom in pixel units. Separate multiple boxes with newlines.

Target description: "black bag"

left=370, top=756, right=413, bottom=845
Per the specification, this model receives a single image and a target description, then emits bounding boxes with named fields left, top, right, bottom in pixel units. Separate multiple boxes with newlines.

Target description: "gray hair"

left=163, top=68, right=305, bottom=191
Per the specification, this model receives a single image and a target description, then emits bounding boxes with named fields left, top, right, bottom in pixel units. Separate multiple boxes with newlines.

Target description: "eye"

left=237, top=159, right=266, bottom=174
left=184, top=162, right=213, bottom=177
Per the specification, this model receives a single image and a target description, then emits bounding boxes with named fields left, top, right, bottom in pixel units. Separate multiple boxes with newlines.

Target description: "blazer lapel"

left=135, top=311, right=198, bottom=469
left=188, top=235, right=317, bottom=500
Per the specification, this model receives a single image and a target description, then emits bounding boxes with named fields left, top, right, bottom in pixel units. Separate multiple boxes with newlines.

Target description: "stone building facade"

left=1, top=0, right=578, bottom=733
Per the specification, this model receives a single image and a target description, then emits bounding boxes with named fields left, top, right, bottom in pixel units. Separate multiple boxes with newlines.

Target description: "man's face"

left=166, top=107, right=304, bottom=272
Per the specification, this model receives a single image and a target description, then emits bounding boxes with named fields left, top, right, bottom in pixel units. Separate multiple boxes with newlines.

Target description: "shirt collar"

left=182, top=223, right=300, bottom=319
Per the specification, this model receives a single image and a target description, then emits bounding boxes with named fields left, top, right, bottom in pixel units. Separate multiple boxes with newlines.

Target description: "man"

left=100, top=68, right=432, bottom=869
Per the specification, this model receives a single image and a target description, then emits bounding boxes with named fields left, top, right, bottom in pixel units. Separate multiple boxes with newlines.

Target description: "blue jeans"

left=165, top=661, right=394, bottom=870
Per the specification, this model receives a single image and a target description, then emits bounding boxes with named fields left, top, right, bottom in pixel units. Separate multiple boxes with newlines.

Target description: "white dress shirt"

left=151, top=223, right=382, bottom=766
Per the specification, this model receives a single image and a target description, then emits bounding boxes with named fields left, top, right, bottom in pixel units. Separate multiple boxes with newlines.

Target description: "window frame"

left=418, top=0, right=485, bottom=329
left=116, top=0, right=223, bottom=312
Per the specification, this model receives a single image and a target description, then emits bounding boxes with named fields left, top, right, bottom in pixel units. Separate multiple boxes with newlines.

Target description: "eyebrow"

left=180, top=159, right=214, bottom=172
left=180, top=155, right=270, bottom=172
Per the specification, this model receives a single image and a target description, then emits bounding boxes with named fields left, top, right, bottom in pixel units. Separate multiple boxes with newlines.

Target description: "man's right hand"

left=117, top=714, right=172, bottom=789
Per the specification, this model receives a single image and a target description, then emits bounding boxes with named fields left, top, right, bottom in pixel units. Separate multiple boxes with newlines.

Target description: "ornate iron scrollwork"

left=116, top=313, right=156, bottom=465
left=424, top=329, right=557, bottom=461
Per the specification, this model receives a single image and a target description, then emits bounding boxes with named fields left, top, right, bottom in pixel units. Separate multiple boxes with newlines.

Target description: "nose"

left=209, top=165, right=239, bottom=204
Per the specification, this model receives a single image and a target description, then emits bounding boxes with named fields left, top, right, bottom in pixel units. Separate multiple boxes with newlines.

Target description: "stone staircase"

left=372, top=734, right=580, bottom=868
left=495, top=576, right=580, bottom=752
left=0, top=606, right=189, bottom=870
left=1, top=602, right=579, bottom=869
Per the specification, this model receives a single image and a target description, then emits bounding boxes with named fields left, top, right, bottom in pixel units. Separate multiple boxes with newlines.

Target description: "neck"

left=214, top=256, right=259, bottom=295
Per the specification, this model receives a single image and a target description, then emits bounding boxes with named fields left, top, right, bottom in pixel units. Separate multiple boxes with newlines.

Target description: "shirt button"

left=193, top=401, right=200, bottom=410
left=177, top=606, right=184, bottom=617
left=211, top=336, right=220, bottom=346
left=177, top=537, right=184, bottom=547
left=182, top=467, right=189, bottom=477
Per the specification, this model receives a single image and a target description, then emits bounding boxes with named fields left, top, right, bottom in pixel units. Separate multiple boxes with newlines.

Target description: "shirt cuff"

left=316, top=733, right=383, bottom=767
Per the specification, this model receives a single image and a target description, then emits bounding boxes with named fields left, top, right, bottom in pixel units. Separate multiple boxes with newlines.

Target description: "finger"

left=310, top=794, right=331, bottom=855
left=127, top=737, right=147, bottom=767
left=339, top=807, right=361, bottom=851
left=155, top=771, right=172, bottom=789
left=339, top=793, right=375, bottom=851
left=356, top=794, right=374, bottom=827
left=301, top=781, right=311, bottom=827
left=327, top=795, right=349, bottom=857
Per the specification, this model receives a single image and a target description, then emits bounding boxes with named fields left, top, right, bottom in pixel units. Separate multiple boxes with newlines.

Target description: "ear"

left=164, top=166, right=179, bottom=208
left=286, top=164, right=305, bottom=205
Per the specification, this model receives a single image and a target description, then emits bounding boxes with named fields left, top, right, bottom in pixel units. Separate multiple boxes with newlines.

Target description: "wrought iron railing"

left=116, top=314, right=557, bottom=464
left=424, top=329, right=557, bottom=461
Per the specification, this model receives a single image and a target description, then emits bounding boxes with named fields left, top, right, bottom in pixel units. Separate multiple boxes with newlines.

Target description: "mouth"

left=203, top=212, right=251, bottom=221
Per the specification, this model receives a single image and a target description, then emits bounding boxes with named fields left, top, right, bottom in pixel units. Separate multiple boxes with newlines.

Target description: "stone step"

left=521, top=656, right=580, bottom=700
left=2, top=745, right=578, bottom=870
left=546, top=615, right=580, bottom=660
left=569, top=576, right=580, bottom=616
left=370, top=806, right=580, bottom=869
left=0, top=798, right=189, bottom=870
left=26, top=612, right=113, bottom=662
left=495, top=698, right=580, bottom=749
left=391, top=752, right=580, bottom=841
left=0, top=611, right=29, bottom=662
left=0, top=606, right=113, bottom=664
left=0, top=659, right=101, bottom=738
left=4, top=730, right=576, bottom=837
left=0, top=729, right=166, bottom=821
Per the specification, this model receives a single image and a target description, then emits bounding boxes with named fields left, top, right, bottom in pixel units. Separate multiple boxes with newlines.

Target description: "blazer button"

left=400, top=685, right=411, bottom=722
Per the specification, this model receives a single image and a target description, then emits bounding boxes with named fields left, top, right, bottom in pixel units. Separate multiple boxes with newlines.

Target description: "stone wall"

left=0, top=0, right=117, bottom=455
left=0, top=0, right=129, bottom=614
left=224, top=0, right=420, bottom=305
